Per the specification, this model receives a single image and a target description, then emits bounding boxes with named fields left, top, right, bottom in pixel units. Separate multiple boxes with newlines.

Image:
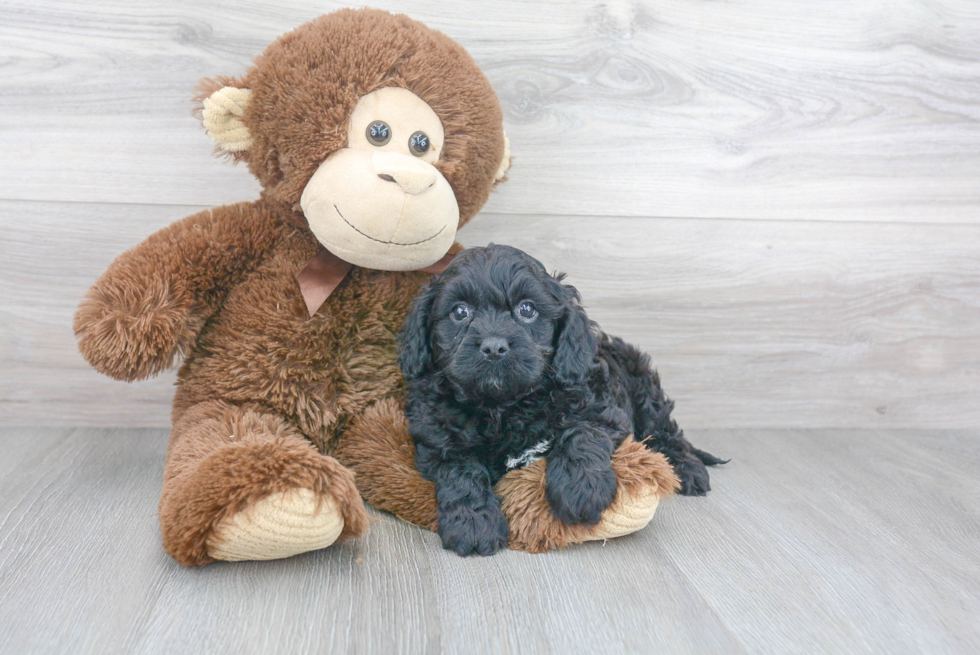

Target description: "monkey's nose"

left=372, top=151, right=437, bottom=195
left=480, top=337, right=510, bottom=361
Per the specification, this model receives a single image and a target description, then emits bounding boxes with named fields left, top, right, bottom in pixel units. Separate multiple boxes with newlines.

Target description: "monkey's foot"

left=207, top=488, right=345, bottom=561
left=159, top=409, right=369, bottom=567
left=497, top=437, right=681, bottom=553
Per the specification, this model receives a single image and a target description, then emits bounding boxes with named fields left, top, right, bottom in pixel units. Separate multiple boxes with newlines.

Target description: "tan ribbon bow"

left=296, top=247, right=456, bottom=317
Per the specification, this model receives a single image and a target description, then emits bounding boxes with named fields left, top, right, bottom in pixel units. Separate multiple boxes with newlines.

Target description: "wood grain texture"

left=2, top=3, right=977, bottom=651
left=0, top=427, right=977, bottom=654
left=1, top=0, right=978, bottom=221
left=3, top=200, right=978, bottom=429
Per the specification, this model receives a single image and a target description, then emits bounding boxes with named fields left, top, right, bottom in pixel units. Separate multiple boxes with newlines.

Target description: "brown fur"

left=74, top=9, right=667, bottom=566
left=73, top=201, right=281, bottom=382
left=197, top=8, right=505, bottom=227
left=498, top=438, right=681, bottom=553
left=160, top=399, right=369, bottom=566
left=336, top=396, right=439, bottom=531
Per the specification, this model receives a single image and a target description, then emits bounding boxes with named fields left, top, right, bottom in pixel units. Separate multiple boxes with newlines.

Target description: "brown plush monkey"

left=73, top=9, right=679, bottom=566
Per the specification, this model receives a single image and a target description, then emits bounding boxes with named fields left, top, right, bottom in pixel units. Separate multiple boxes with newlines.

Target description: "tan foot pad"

left=584, top=484, right=662, bottom=542
left=207, top=488, right=344, bottom=562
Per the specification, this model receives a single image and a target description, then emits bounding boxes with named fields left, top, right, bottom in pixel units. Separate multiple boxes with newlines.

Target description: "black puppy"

left=399, top=245, right=725, bottom=556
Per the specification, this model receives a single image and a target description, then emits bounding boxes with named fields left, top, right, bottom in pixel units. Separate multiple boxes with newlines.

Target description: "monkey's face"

left=299, top=87, right=459, bottom=271
left=199, top=11, right=512, bottom=269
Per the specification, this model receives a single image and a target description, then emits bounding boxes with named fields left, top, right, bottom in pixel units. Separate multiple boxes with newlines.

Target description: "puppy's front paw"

left=437, top=504, right=510, bottom=557
left=545, top=457, right=618, bottom=525
left=673, top=455, right=711, bottom=496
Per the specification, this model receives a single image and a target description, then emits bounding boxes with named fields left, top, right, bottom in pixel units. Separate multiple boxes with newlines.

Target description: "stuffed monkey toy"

left=74, top=8, right=679, bottom=566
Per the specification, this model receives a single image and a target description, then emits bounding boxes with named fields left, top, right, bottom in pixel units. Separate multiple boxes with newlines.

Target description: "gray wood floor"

left=1, top=427, right=977, bottom=654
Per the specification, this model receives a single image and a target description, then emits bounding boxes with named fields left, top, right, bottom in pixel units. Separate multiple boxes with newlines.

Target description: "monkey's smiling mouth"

left=334, top=204, right=445, bottom=246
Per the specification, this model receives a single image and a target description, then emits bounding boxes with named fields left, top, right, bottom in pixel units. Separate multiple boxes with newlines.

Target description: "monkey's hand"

left=74, top=275, right=200, bottom=381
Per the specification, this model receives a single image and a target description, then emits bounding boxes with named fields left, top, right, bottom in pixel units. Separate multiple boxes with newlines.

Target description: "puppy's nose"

left=480, top=337, right=510, bottom=360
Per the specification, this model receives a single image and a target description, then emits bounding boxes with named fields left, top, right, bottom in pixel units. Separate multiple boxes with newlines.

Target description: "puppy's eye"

left=517, top=301, right=537, bottom=321
left=366, top=121, right=391, bottom=146
left=409, top=131, right=430, bottom=156
left=451, top=303, right=470, bottom=322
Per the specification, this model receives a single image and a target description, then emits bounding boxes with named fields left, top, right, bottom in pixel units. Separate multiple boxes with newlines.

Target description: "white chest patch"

left=505, top=440, right=553, bottom=471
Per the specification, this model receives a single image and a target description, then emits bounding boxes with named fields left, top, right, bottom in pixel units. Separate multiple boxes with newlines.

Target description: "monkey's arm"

left=74, top=201, right=279, bottom=381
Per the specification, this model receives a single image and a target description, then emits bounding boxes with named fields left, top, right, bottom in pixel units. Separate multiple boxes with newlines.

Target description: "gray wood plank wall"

left=1, top=0, right=978, bottom=429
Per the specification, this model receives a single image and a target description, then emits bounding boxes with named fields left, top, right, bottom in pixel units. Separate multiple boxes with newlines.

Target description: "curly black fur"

left=399, top=244, right=725, bottom=556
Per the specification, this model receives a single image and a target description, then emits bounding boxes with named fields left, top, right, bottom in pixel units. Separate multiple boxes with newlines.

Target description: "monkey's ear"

left=493, top=133, right=511, bottom=182
left=202, top=86, right=252, bottom=152
left=398, top=281, right=440, bottom=380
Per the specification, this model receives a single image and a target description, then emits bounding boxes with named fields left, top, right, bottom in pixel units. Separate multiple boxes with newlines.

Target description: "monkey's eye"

left=409, top=131, right=430, bottom=156
left=517, top=301, right=537, bottom=321
left=450, top=303, right=470, bottom=322
left=366, top=121, right=391, bottom=146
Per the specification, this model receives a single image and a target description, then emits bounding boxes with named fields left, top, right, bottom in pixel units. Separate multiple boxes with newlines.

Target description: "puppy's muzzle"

left=480, top=337, right=510, bottom=361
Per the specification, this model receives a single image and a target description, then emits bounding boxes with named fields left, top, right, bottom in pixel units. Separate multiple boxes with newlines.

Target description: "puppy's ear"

left=552, top=280, right=598, bottom=386
left=399, top=280, right=440, bottom=380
